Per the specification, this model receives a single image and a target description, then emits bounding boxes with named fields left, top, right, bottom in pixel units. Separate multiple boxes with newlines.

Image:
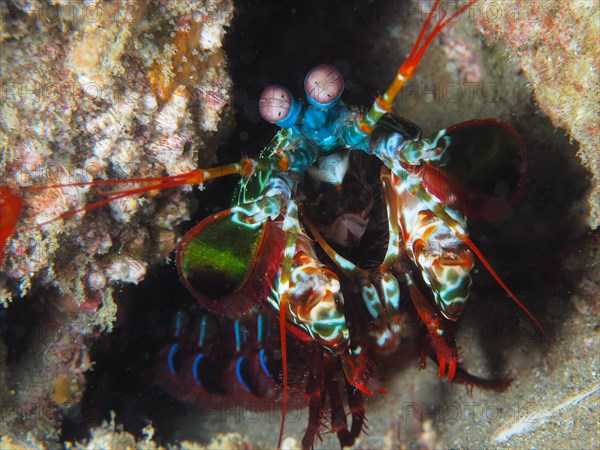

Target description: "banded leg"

left=348, top=0, right=477, bottom=141
left=270, top=231, right=350, bottom=354
left=407, top=281, right=511, bottom=391
left=274, top=200, right=350, bottom=447
left=405, top=178, right=549, bottom=339
left=346, top=381, right=366, bottom=444
left=379, top=167, right=405, bottom=319
left=404, top=272, right=458, bottom=381
left=23, top=156, right=288, bottom=226
left=388, top=171, right=474, bottom=320
left=326, top=360, right=353, bottom=448
left=301, top=348, right=326, bottom=450
left=333, top=378, right=366, bottom=448
left=300, top=204, right=386, bottom=324
left=275, top=200, right=301, bottom=449
left=300, top=204, right=400, bottom=394
left=300, top=204, right=401, bottom=345
left=304, top=351, right=366, bottom=449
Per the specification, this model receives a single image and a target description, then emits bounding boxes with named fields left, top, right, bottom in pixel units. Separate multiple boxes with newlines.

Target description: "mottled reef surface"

left=1, top=0, right=598, bottom=449
left=1, top=0, right=234, bottom=445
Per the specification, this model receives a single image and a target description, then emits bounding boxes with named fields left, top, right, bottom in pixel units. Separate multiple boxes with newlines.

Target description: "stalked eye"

left=259, top=85, right=293, bottom=123
left=305, top=64, right=344, bottom=106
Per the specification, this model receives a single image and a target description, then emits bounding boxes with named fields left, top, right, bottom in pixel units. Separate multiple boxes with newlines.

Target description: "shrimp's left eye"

left=259, top=85, right=293, bottom=123
left=304, top=64, right=344, bottom=107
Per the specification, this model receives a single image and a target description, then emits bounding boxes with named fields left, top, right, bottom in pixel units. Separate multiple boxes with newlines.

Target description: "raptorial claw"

left=340, top=353, right=375, bottom=396
left=448, top=357, right=457, bottom=381
left=436, top=347, right=457, bottom=381
left=438, top=355, right=446, bottom=378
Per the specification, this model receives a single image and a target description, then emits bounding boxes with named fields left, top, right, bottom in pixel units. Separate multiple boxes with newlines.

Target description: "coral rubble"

left=476, top=0, right=600, bottom=229
left=61, top=414, right=254, bottom=450
left=1, top=0, right=234, bottom=307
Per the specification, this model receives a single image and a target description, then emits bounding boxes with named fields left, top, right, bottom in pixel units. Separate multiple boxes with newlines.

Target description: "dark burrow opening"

left=2, top=0, right=592, bottom=447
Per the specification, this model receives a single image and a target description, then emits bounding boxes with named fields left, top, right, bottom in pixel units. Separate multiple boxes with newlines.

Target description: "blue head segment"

left=259, top=84, right=301, bottom=128
left=304, top=64, right=344, bottom=109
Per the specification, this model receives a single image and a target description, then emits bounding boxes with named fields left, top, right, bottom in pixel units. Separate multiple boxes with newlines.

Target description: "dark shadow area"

left=465, top=111, right=590, bottom=377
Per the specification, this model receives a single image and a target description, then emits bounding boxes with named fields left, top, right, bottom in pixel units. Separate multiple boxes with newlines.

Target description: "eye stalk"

left=304, top=64, right=344, bottom=108
left=259, top=85, right=301, bottom=128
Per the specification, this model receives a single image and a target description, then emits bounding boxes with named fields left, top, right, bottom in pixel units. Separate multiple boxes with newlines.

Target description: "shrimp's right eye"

left=304, top=64, right=344, bottom=107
